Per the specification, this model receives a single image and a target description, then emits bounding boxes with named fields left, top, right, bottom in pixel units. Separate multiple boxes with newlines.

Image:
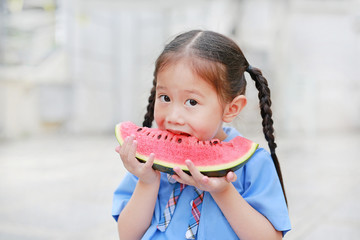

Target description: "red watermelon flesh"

left=115, top=121, right=258, bottom=177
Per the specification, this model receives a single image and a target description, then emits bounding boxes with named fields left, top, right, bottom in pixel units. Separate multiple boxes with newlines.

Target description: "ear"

left=222, top=95, right=247, bottom=123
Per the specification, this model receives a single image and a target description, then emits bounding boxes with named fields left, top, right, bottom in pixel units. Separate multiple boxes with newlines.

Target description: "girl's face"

left=154, top=61, right=228, bottom=141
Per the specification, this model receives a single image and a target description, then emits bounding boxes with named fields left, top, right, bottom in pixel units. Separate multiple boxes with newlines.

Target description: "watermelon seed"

left=137, top=128, right=142, bottom=132
left=157, top=134, right=162, bottom=139
left=213, top=140, right=219, bottom=145
left=165, top=135, right=168, bottom=140
left=209, top=142, right=213, bottom=146
left=177, top=138, right=182, bottom=143
left=147, top=132, right=150, bottom=136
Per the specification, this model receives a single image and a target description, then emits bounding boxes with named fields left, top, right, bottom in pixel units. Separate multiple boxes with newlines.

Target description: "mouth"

left=166, top=129, right=191, bottom=137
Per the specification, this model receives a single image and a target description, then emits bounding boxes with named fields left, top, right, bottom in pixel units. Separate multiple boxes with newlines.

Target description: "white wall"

left=64, top=0, right=242, bottom=134
left=1, top=0, right=359, bottom=138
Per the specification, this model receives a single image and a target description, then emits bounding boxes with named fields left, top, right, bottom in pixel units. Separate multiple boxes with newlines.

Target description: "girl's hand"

left=115, top=135, right=160, bottom=184
left=171, top=159, right=237, bottom=193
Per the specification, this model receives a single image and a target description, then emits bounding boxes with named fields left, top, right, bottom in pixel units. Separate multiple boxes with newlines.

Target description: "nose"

left=166, top=105, right=185, bottom=125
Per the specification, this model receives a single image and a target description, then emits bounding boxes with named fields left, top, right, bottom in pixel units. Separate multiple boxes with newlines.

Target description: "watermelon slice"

left=115, top=121, right=258, bottom=177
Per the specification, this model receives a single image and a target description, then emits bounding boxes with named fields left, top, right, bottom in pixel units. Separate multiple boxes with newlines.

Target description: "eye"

left=185, top=99, right=198, bottom=106
left=159, top=95, right=171, bottom=102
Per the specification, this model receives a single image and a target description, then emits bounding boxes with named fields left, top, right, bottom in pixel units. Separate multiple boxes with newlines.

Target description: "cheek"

left=192, top=122, right=214, bottom=140
left=195, top=115, right=223, bottom=140
left=154, top=104, right=165, bottom=128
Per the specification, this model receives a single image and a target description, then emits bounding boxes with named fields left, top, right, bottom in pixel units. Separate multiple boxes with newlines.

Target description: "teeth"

left=167, top=129, right=190, bottom=136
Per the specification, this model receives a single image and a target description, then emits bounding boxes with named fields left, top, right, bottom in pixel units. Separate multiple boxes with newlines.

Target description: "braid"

left=246, top=65, right=287, bottom=205
left=142, top=78, right=156, bottom=128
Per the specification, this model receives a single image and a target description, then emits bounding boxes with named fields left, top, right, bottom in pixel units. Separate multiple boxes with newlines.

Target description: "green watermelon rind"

left=115, top=123, right=258, bottom=177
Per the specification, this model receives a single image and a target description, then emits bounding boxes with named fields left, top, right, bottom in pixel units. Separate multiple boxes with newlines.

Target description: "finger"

left=171, top=174, right=187, bottom=185
left=128, top=139, right=138, bottom=160
left=173, top=166, right=193, bottom=183
left=143, top=153, right=155, bottom=169
left=120, top=136, right=131, bottom=156
left=185, top=160, right=204, bottom=182
left=115, top=145, right=121, bottom=153
left=120, top=136, right=136, bottom=165
left=226, top=171, right=237, bottom=182
left=201, top=175, right=210, bottom=185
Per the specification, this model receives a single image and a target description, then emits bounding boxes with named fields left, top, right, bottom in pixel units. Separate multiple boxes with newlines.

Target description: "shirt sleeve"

left=112, top=173, right=138, bottom=222
left=236, top=148, right=291, bottom=235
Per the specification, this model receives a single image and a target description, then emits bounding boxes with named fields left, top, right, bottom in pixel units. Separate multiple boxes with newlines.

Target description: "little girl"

left=112, top=30, right=291, bottom=239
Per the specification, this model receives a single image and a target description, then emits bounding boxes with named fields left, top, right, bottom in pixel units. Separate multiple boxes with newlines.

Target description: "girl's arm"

left=117, top=178, right=160, bottom=240
left=172, top=160, right=282, bottom=240
left=116, top=136, right=161, bottom=240
left=211, top=184, right=282, bottom=240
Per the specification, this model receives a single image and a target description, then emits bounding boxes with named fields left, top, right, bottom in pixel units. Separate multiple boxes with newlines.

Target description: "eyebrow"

left=156, top=85, right=206, bottom=98
left=184, top=89, right=206, bottom=98
left=156, top=85, right=166, bottom=91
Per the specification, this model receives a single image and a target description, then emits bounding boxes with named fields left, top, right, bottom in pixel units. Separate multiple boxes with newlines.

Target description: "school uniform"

left=112, top=127, right=291, bottom=239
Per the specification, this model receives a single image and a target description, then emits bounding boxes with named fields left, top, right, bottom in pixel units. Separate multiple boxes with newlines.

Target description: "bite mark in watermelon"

left=115, top=121, right=258, bottom=177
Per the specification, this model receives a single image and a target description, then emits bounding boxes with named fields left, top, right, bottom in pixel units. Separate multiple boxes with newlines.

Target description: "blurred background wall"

left=1, top=0, right=359, bottom=140
left=1, top=1, right=360, bottom=239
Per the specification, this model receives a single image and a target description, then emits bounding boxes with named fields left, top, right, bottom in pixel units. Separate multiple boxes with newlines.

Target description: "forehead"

left=156, top=54, right=228, bottom=100
left=156, top=60, right=214, bottom=91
